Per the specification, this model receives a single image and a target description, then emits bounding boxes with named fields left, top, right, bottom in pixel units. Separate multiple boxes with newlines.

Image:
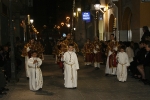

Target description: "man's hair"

left=87, top=38, right=90, bottom=40
left=120, top=45, right=126, bottom=50
left=139, top=41, right=145, bottom=44
left=31, top=50, right=38, bottom=54
left=144, top=40, right=149, bottom=45
left=146, top=41, right=150, bottom=48
left=66, top=33, right=71, bottom=35
left=143, top=26, right=149, bottom=32
left=68, top=44, right=74, bottom=47
left=110, top=34, right=114, bottom=37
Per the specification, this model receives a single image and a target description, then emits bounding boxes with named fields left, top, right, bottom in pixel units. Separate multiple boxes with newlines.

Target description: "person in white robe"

left=116, top=46, right=130, bottom=82
left=126, top=43, right=134, bottom=63
left=22, top=39, right=44, bottom=79
left=105, top=34, right=119, bottom=75
left=61, top=44, right=79, bottom=89
left=28, top=51, right=43, bottom=91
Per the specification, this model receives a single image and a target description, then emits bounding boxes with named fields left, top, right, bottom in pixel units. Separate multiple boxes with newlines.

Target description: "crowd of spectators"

left=123, top=26, right=150, bottom=85
left=0, top=37, right=23, bottom=97
left=98, top=26, right=150, bottom=85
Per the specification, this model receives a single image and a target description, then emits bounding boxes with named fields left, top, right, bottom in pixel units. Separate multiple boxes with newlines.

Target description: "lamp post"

left=66, top=17, right=70, bottom=25
left=77, top=8, right=81, bottom=12
left=76, top=7, right=81, bottom=27
left=57, top=25, right=60, bottom=34
left=77, top=8, right=81, bottom=19
left=94, top=0, right=101, bottom=37
left=30, top=19, right=34, bottom=38
left=71, top=0, right=75, bottom=35
left=61, top=22, right=64, bottom=26
left=9, top=0, right=17, bottom=82
left=30, top=19, right=34, bottom=24
left=67, top=24, right=70, bottom=32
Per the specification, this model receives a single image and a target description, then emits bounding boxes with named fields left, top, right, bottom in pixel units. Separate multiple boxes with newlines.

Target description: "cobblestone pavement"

left=1, top=55, right=150, bottom=100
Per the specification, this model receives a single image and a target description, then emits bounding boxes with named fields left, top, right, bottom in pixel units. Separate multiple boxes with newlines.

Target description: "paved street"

left=1, top=55, right=150, bottom=100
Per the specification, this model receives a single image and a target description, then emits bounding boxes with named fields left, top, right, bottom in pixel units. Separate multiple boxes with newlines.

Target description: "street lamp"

left=94, top=0, right=101, bottom=10
left=77, top=8, right=81, bottom=12
left=67, top=24, right=70, bottom=32
left=57, top=26, right=60, bottom=29
left=9, top=0, right=18, bottom=82
left=61, top=22, right=64, bottom=26
left=29, top=19, right=34, bottom=39
left=66, top=16, right=70, bottom=23
left=67, top=24, right=70, bottom=28
left=94, top=0, right=101, bottom=37
left=30, top=19, right=34, bottom=24
left=73, top=12, right=76, bottom=17
left=66, top=17, right=70, bottom=20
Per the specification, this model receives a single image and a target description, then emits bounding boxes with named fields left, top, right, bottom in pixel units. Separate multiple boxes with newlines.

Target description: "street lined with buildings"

left=1, top=55, right=150, bottom=100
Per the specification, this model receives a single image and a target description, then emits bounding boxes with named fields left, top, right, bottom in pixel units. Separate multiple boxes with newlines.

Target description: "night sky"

left=32, top=0, right=73, bottom=30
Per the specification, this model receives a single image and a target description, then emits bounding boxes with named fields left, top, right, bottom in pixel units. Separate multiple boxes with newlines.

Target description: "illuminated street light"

left=67, top=24, right=70, bottom=28
left=57, top=25, right=60, bottom=29
left=67, top=24, right=70, bottom=32
left=66, top=17, right=70, bottom=23
left=94, top=0, right=101, bottom=10
left=73, top=28, right=76, bottom=30
left=30, top=19, right=34, bottom=24
left=66, top=16, right=70, bottom=20
left=61, top=22, right=64, bottom=26
left=77, top=8, right=81, bottom=12
left=73, top=12, right=76, bottom=17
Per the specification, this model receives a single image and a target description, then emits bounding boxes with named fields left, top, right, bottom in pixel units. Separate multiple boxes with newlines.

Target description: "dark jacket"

left=143, top=51, right=150, bottom=67
left=136, top=47, right=146, bottom=65
left=141, top=32, right=150, bottom=41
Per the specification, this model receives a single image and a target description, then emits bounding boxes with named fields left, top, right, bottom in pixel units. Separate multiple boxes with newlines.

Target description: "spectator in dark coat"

left=141, top=26, right=150, bottom=41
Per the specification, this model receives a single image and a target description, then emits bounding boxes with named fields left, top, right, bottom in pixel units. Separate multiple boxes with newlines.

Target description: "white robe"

left=25, top=47, right=30, bottom=77
left=105, top=46, right=118, bottom=75
left=28, top=57, right=43, bottom=91
left=116, top=52, right=130, bottom=82
left=126, top=47, right=134, bottom=63
left=62, top=51, right=79, bottom=88
left=93, top=45, right=100, bottom=68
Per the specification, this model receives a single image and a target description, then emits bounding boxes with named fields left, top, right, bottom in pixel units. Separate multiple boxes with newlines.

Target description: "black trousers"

left=145, top=66, right=150, bottom=83
left=129, top=61, right=140, bottom=75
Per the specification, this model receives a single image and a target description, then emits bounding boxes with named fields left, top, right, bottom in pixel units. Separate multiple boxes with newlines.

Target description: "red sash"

left=57, top=56, right=64, bottom=69
left=109, top=51, right=117, bottom=68
left=58, top=61, right=64, bottom=68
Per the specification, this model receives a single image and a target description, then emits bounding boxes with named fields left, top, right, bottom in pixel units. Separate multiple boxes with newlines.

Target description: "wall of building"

left=140, top=2, right=150, bottom=39
left=0, top=0, right=28, bottom=45
left=118, top=0, right=140, bottom=42
left=119, top=0, right=150, bottom=42
left=0, top=1, right=9, bottom=45
left=102, top=0, right=118, bottom=41
left=140, top=2, right=150, bottom=27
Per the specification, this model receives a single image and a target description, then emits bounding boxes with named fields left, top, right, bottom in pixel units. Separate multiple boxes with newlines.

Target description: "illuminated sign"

left=82, top=12, right=90, bottom=21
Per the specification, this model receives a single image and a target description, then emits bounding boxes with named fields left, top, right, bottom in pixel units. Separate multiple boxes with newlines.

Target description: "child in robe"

left=116, top=46, right=130, bottom=82
left=28, top=51, right=43, bottom=91
left=61, top=44, right=79, bottom=89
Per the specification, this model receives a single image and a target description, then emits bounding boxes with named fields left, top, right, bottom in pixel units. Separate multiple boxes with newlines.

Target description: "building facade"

left=0, top=0, right=28, bottom=45
left=75, top=0, right=150, bottom=47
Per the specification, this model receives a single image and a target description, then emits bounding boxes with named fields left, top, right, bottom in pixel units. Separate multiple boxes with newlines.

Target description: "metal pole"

left=94, top=18, right=97, bottom=36
left=9, top=0, right=17, bottom=82
left=71, top=0, right=75, bottom=35
left=95, top=11, right=99, bottom=37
